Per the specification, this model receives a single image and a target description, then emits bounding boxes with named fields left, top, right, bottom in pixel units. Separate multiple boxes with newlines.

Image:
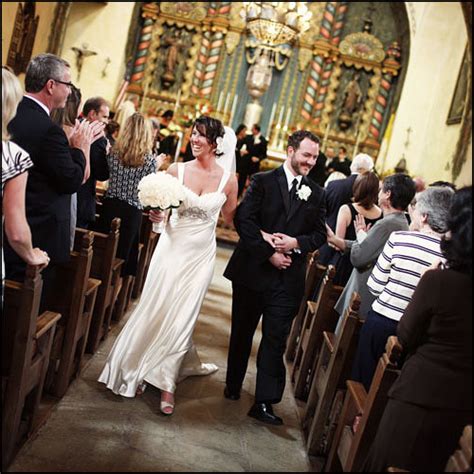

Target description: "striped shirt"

left=368, top=231, right=444, bottom=321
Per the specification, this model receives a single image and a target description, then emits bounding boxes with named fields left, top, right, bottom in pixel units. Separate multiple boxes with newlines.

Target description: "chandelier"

left=242, top=2, right=312, bottom=49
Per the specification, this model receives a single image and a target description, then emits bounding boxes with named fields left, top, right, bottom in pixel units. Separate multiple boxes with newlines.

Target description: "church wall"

left=2, top=2, right=58, bottom=75
left=59, top=2, right=136, bottom=105
left=380, top=2, right=470, bottom=185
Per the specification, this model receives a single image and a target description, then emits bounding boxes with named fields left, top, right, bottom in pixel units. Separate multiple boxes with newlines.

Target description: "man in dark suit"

left=76, top=96, right=110, bottom=228
left=243, top=123, right=267, bottom=177
left=4, top=53, right=95, bottom=305
left=224, top=130, right=326, bottom=425
left=325, top=152, right=374, bottom=231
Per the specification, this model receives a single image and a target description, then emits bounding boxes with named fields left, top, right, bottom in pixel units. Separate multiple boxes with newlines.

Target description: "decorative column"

left=130, top=16, right=155, bottom=85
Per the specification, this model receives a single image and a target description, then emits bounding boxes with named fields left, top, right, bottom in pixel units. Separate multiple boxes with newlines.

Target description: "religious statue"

left=338, top=72, right=363, bottom=130
left=161, top=30, right=185, bottom=89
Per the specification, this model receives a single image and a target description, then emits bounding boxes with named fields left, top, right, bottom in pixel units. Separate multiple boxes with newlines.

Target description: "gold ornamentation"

left=225, top=31, right=241, bottom=55
left=340, top=32, right=385, bottom=63
left=299, top=3, right=325, bottom=46
left=298, top=47, right=313, bottom=72
left=160, top=2, right=207, bottom=22
left=228, top=2, right=246, bottom=30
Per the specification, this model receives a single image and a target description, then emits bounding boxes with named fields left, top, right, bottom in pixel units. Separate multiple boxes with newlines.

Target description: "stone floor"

left=9, top=244, right=324, bottom=472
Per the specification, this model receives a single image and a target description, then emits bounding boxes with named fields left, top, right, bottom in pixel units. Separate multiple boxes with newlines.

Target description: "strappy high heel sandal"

left=160, top=390, right=175, bottom=416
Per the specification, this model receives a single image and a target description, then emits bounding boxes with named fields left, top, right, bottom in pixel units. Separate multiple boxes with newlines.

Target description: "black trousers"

left=226, top=280, right=299, bottom=404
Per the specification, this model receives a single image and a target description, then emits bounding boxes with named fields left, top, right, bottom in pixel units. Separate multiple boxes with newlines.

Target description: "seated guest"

left=363, top=186, right=472, bottom=472
left=319, top=171, right=382, bottom=286
left=326, top=173, right=416, bottom=325
left=4, top=53, right=95, bottom=310
left=2, top=66, right=49, bottom=280
left=76, top=96, right=110, bottom=228
left=351, top=186, right=454, bottom=390
left=97, top=113, right=164, bottom=278
left=325, top=153, right=374, bottom=231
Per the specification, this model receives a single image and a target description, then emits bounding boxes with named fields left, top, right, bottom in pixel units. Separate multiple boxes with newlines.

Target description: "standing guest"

left=98, top=117, right=238, bottom=416
left=363, top=186, right=472, bottom=472
left=327, top=145, right=352, bottom=176
left=320, top=171, right=382, bottom=287
left=327, top=173, right=416, bottom=324
left=234, top=123, right=249, bottom=197
left=224, top=130, right=326, bottom=425
left=307, top=149, right=327, bottom=187
left=2, top=66, right=49, bottom=282
left=243, top=123, right=267, bottom=178
left=96, top=113, right=163, bottom=279
left=4, top=53, right=96, bottom=309
left=50, top=85, right=85, bottom=249
left=325, top=153, right=374, bottom=232
left=351, top=186, right=454, bottom=390
left=158, top=109, right=177, bottom=160
left=76, top=96, right=110, bottom=229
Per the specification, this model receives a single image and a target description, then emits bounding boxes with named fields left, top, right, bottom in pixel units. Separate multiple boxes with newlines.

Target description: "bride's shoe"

left=136, top=382, right=147, bottom=396
left=160, top=390, right=175, bottom=416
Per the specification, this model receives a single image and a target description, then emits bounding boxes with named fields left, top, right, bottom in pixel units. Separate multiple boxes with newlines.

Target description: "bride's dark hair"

left=193, top=116, right=225, bottom=156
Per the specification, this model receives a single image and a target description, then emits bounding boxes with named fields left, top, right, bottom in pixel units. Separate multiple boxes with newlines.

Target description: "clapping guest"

left=351, top=186, right=454, bottom=390
left=363, top=186, right=472, bottom=472
left=96, top=113, right=164, bottom=279
left=2, top=66, right=49, bottom=280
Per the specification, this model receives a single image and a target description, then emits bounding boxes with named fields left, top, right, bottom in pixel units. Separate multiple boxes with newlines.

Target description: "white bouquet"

left=138, top=172, right=186, bottom=233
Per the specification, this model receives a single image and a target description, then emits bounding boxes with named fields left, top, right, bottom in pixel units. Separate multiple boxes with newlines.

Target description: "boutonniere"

left=296, top=184, right=312, bottom=201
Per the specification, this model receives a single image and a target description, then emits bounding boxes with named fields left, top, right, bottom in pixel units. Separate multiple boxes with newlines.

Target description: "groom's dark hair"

left=287, top=130, right=320, bottom=151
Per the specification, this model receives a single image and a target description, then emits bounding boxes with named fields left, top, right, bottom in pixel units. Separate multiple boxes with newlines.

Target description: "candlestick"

left=353, top=130, right=362, bottom=158
left=229, top=94, right=238, bottom=126
left=284, top=106, right=292, bottom=129
left=173, top=90, right=181, bottom=115
left=217, top=91, right=224, bottom=112
left=223, top=92, right=231, bottom=116
left=277, top=105, right=285, bottom=128
left=268, top=102, right=277, bottom=130
left=174, top=131, right=183, bottom=163
left=322, top=122, right=330, bottom=149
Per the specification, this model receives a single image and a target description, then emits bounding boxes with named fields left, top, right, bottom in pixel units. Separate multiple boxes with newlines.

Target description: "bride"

left=98, top=116, right=238, bottom=415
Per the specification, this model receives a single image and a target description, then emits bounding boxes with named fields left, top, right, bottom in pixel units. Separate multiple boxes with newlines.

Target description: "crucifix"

left=404, top=126, right=413, bottom=149
left=71, top=43, right=97, bottom=81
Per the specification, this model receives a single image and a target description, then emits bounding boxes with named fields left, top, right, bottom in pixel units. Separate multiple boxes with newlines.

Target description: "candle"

left=223, top=92, right=231, bottom=115
left=229, top=94, right=238, bottom=126
left=353, top=131, right=361, bottom=158
left=173, top=89, right=181, bottom=115
left=284, top=106, right=292, bottom=128
left=174, top=131, right=183, bottom=162
left=322, top=122, right=330, bottom=149
left=216, top=91, right=224, bottom=112
left=268, top=102, right=277, bottom=129
left=277, top=105, right=285, bottom=127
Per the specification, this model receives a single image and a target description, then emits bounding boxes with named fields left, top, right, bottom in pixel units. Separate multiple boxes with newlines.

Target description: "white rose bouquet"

left=138, top=172, right=186, bottom=233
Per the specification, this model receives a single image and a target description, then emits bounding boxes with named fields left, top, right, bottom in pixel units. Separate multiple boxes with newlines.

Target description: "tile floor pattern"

left=9, top=244, right=323, bottom=472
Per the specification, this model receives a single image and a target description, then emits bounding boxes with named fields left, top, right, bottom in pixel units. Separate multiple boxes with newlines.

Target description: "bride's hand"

left=260, top=230, right=276, bottom=248
left=149, top=210, right=165, bottom=223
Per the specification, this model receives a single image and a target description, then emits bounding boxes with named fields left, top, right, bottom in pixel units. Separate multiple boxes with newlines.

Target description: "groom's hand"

left=272, top=233, right=298, bottom=254
left=269, top=252, right=292, bottom=270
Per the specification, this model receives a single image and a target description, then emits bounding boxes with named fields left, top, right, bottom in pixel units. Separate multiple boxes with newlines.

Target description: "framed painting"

left=446, top=46, right=469, bottom=125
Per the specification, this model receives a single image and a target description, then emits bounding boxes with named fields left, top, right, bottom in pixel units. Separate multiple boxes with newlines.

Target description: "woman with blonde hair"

left=97, top=112, right=164, bottom=278
left=2, top=66, right=49, bottom=280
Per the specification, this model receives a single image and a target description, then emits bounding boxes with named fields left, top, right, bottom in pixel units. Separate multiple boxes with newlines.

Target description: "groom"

left=224, top=130, right=326, bottom=425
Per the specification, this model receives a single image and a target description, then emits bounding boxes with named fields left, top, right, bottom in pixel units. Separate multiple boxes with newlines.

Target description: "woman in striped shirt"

left=351, top=186, right=455, bottom=390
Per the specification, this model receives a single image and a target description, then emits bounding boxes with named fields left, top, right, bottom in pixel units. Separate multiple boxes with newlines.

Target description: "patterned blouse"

left=105, top=152, right=157, bottom=209
left=2, top=140, right=33, bottom=188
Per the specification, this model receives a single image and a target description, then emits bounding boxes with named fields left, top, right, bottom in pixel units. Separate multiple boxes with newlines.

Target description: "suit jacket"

left=77, top=136, right=109, bottom=226
left=224, top=166, right=326, bottom=300
left=246, top=134, right=267, bottom=175
left=5, top=97, right=85, bottom=273
left=325, top=173, right=357, bottom=231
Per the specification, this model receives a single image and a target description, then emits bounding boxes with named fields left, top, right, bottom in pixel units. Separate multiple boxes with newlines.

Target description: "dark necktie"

left=289, top=178, right=298, bottom=211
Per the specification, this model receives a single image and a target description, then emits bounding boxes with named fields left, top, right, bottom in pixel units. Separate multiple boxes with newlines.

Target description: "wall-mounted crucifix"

left=71, top=43, right=97, bottom=81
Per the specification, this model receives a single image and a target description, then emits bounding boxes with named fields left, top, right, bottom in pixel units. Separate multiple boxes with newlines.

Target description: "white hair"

left=351, top=153, right=374, bottom=174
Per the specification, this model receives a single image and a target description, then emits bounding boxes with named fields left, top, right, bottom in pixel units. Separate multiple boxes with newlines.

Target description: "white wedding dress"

left=98, top=163, right=230, bottom=396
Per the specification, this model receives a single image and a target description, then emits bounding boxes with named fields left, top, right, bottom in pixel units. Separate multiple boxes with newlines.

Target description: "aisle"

left=10, top=245, right=312, bottom=472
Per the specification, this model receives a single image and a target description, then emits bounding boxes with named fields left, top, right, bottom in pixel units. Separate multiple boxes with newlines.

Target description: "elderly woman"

left=363, top=186, right=471, bottom=472
left=351, top=185, right=455, bottom=390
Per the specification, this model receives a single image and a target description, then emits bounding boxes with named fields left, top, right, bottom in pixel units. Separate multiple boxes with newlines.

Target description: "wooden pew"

left=2, top=265, right=61, bottom=470
left=325, top=335, right=403, bottom=472
left=132, top=210, right=160, bottom=300
left=291, top=266, right=344, bottom=400
left=44, top=231, right=100, bottom=398
left=286, top=250, right=326, bottom=362
left=74, top=218, right=123, bottom=354
left=304, top=292, right=363, bottom=456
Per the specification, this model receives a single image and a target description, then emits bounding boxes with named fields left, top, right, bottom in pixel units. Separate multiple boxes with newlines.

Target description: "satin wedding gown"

left=98, top=163, right=230, bottom=396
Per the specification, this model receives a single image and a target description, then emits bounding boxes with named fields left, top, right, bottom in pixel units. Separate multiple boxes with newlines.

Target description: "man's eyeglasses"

left=51, top=78, right=75, bottom=89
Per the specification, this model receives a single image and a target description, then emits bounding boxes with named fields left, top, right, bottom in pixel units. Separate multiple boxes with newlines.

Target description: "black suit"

left=76, top=136, right=109, bottom=228
left=4, top=97, right=85, bottom=285
left=224, top=166, right=326, bottom=403
left=245, top=134, right=267, bottom=176
left=324, top=173, right=357, bottom=231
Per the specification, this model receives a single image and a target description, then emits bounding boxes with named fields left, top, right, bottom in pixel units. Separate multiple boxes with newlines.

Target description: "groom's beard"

left=291, top=157, right=313, bottom=176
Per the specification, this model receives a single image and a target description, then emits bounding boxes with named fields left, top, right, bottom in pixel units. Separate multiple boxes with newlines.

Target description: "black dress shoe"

left=224, top=386, right=240, bottom=400
left=247, top=403, right=283, bottom=425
